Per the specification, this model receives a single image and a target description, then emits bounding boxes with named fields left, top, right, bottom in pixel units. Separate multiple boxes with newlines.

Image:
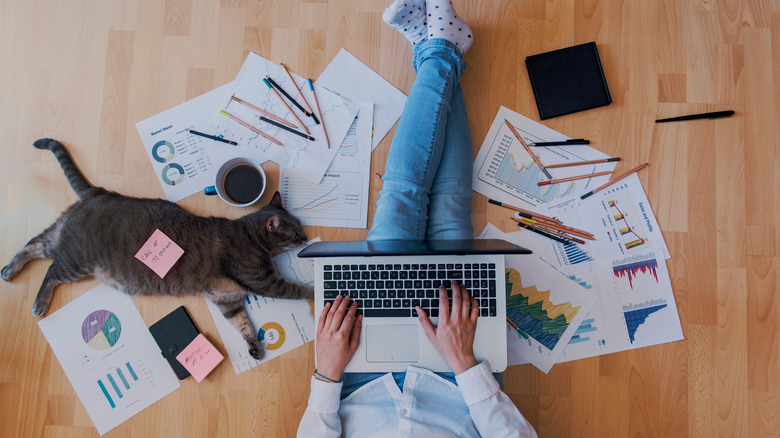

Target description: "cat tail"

left=33, top=138, right=92, bottom=198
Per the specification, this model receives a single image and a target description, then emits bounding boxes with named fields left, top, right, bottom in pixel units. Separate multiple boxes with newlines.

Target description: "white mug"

left=205, top=157, right=267, bottom=207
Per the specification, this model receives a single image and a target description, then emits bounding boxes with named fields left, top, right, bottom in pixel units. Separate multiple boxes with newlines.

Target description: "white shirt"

left=297, top=361, right=537, bottom=437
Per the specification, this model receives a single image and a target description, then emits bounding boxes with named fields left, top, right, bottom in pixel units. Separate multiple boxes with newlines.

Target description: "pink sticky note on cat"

left=134, top=229, right=184, bottom=278
left=175, top=334, right=224, bottom=382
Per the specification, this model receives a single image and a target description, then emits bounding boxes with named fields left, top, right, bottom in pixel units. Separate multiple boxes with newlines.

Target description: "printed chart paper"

left=473, top=106, right=617, bottom=208
left=281, top=103, right=373, bottom=228
left=38, top=284, right=180, bottom=435
left=135, top=83, right=234, bottom=202
left=208, top=52, right=357, bottom=184
left=316, top=48, right=407, bottom=150
left=207, top=240, right=318, bottom=374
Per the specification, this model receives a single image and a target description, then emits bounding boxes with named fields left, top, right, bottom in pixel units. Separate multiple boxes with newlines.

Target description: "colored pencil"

left=537, top=170, right=612, bottom=186
left=230, top=96, right=297, bottom=128
left=545, top=157, right=621, bottom=169
left=488, top=199, right=562, bottom=224
left=188, top=129, right=237, bottom=145
left=512, top=216, right=594, bottom=241
left=308, top=78, right=330, bottom=149
left=505, top=316, right=529, bottom=339
left=581, top=162, right=649, bottom=199
left=280, top=63, right=319, bottom=124
left=258, top=115, right=315, bottom=141
left=504, top=119, right=553, bottom=180
left=515, top=218, right=587, bottom=244
left=263, top=77, right=309, bottom=133
left=219, top=110, right=284, bottom=146
left=518, top=221, right=573, bottom=245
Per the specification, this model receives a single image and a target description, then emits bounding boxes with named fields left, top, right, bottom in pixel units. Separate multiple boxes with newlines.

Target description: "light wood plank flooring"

left=1, top=0, right=777, bottom=436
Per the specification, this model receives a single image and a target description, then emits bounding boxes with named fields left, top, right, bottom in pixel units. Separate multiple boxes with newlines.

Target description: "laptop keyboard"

left=322, top=263, right=498, bottom=318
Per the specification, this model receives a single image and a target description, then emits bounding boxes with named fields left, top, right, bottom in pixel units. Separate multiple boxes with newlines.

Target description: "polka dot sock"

left=425, top=0, right=473, bottom=54
left=382, top=0, right=428, bottom=45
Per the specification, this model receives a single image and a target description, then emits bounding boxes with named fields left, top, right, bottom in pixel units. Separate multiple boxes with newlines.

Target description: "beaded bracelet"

left=314, top=370, right=341, bottom=383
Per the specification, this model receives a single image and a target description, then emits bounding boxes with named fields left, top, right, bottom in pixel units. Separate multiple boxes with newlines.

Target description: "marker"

left=528, top=139, right=590, bottom=146
left=188, top=129, right=237, bottom=145
left=307, top=78, right=330, bottom=149
left=655, top=110, right=734, bottom=123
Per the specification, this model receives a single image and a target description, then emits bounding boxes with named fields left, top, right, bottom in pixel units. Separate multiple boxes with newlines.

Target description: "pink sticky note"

left=176, top=334, right=224, bottom=382
left=134, top=229, right=184, bottom=278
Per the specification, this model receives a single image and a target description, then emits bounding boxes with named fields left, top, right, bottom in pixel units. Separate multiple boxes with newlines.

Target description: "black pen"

left=528, top=139, right=590, bottom=146
left=188, top=129, right=237, bottom=145
left=265, top=77, right=312, bottom=118
left=258, top=115, right=315, bottom=141
left=655, top=110, right=735, bottom=123
left=518, top=222, right=573, bottom=246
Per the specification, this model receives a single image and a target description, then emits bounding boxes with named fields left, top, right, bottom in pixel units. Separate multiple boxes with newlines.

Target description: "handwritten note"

left=134, top=229, right=184, bottom=278
left=175, top=334, right=224, bottom=382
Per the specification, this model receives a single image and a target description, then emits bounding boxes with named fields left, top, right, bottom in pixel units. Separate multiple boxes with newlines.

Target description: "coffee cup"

left=205, top=157, right=267, bottom=207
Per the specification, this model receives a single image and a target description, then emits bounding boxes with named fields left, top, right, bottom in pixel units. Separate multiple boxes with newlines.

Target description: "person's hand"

left=416, top=280, right=479, bottom=374
left=315, top=295, right=362, bottom=382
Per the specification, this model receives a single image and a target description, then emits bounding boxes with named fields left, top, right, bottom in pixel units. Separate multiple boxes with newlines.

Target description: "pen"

left=308, top=78, right=330, bottom=149
left=528, top=139, right=590, bottom=146
left=266, top=76, right=312, bottom=119
left=280, top=63, right=319, bottom=124
left=219, top=110, right=284, bottom=146
left=504, top=119, right=553, bottom=180
left=655, top=110, right=735, bottom=123
left=231, top=96, right=297, bottom=128
left=537, top=170, right=612, bottom=186
left=545, top=157, right=620, bottom=169
left=581, top=162, right=649, bottom=199
left=263, top=77, right=309, bottom=133
left=258, top=115, right=315, bottom=141
left=188, top=129, right=237, bottom=145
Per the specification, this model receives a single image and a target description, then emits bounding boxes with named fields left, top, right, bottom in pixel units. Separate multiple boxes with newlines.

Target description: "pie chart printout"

left=82, top=310, right=122, bottom=350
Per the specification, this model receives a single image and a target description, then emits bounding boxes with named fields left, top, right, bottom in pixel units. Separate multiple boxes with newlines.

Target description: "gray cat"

left=2, top=138, right=313, bottom=360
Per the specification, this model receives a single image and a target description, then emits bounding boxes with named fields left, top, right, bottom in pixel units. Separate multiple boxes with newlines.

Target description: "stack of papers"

left=473, top=107, right=684, bottom=373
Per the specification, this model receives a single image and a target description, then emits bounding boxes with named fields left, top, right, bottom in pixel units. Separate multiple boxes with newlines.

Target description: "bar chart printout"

left=38, top=284, right=179, bottom=435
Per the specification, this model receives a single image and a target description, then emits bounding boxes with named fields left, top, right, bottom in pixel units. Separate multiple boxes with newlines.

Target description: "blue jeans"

left=344, top=39, right=480, bottom=399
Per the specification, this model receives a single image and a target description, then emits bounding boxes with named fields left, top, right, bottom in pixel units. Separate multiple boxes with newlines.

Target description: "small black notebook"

left=148, top=306, right=200, bottom=380
left=525, top=41, right=612, bottom=120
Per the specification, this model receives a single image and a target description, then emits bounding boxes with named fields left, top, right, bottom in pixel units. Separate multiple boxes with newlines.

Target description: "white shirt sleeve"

left=296, top=376, right=344, bottom=438
left=455, top=361, right=538, bottom=438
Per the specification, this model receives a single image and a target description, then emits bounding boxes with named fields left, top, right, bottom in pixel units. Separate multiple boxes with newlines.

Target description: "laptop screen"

left=297, top=239, right=532, bottom=258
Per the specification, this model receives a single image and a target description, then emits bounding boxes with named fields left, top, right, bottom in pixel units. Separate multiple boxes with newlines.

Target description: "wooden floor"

left=1, top=0, right=777, bottom=436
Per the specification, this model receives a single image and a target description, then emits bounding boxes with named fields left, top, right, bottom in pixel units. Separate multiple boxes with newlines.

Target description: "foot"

left=382, top=0, right=428, bottom=45
left=426, top=0, right=473, bottom=54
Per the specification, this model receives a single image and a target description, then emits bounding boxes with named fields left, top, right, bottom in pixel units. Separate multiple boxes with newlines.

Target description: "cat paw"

left=248, top=342, right=265, bottom=360
left=301, top=285, right=314, bottom=300
left=32, top=301, right=50, bottom=317
left=1, top=265, right=12, bottom=282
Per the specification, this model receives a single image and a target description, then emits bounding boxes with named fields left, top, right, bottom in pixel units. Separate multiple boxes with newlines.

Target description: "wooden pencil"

left=231, top=96, right=297, bottom=128
left=504, top=119, right=553, bottom=179
left=537, top=170, right=613, bottom=186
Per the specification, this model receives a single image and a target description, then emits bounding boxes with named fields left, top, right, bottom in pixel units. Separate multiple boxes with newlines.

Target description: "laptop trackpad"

left=366, top=325, right=419, bottom=363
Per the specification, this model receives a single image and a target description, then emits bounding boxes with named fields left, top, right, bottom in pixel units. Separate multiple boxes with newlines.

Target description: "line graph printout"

left=281, top=103, right=373, bottom=228
left=207, top=52, right=358, bottom=184
left=473, top=106, right=617, bottom=208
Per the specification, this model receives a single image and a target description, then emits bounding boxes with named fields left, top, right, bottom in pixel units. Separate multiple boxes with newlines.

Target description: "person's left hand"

left=315, top=295, right=362, bottom=382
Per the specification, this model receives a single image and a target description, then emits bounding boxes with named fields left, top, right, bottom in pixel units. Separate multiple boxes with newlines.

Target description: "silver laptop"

left=298, top=239, right=531, bottom=373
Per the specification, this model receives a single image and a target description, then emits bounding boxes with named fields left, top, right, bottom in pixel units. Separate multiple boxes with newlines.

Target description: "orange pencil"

left=504, top=119, right=553, bottom=180
left=220, top=110, right=284, bottom=147
left=307, top=78, right=330, bottom=149
left=512, top=217, right=594, bottom=241
left=545, top=157, right=621, bottom=169
left=581, top=162, right=649, bottom=199
left=537, top=170, right=612, bottom=186
left=487, top=199, right=562, bottom=224
left=515, top=218, right=587, bottom=244
left=231, top=96, right=297, bottom=128
left=280, top=63, right=317, bottom=123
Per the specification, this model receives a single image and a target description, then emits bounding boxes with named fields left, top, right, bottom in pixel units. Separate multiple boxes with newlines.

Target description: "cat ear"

left=269, top=191, right=284, bottom=208
left=266, top=215, right=281, bottom=231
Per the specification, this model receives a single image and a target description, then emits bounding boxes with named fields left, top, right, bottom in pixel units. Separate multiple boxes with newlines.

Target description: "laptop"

left=298, top=239, right=531, bottom=373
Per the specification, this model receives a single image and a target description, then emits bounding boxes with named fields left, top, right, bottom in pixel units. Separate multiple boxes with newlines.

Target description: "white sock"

left=382, top=0, right=428, bottom=45
left=425, top=0, right=473, bottom=54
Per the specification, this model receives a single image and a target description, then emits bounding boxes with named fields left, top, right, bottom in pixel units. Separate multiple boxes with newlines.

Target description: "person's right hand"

left=416, top=280, right=480, bottom=374
left=315, top=295, right=362, bottom=382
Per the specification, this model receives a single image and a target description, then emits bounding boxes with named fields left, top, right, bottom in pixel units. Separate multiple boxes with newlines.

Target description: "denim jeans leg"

left=367, top=39, right=466, bottom=241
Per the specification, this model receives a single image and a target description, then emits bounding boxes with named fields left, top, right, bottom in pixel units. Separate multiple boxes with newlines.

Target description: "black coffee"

left=223, top=164, right=263, bottom=204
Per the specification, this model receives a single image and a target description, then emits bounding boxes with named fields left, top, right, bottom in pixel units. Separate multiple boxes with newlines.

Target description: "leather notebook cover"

left=525, top=41, right=612, bottom=120
left=148, top=306, right=200, bottom=380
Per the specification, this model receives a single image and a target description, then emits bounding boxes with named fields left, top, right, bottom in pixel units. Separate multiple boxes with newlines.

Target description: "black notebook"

left=148, top=306, right=200, bottom=380
left=525, top=41, right=612, bottom=120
